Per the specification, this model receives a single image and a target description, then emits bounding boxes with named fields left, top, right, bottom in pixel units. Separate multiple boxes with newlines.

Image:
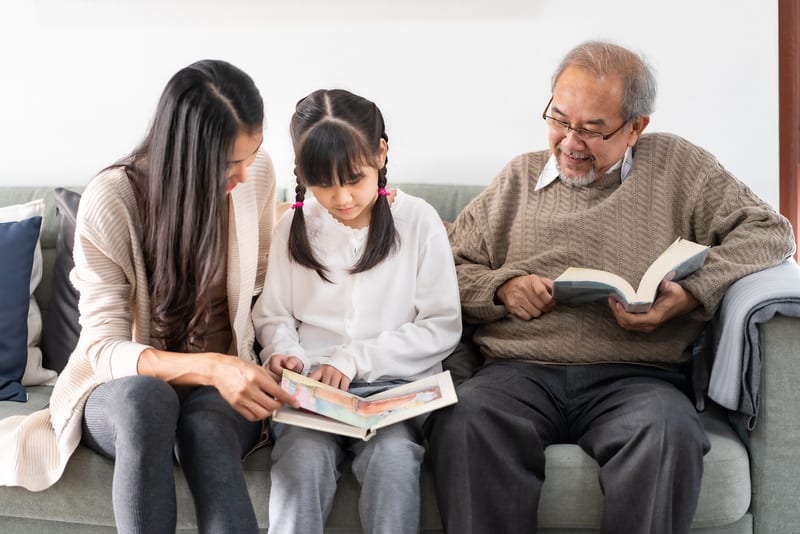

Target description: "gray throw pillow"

left=41, top=188, right=81, bottom=373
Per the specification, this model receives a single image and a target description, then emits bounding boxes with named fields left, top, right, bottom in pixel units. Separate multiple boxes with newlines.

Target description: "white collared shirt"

left=535, top=146, right=634, bottom=191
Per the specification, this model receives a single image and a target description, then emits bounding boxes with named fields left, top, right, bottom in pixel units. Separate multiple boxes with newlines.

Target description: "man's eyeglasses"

left=541, top=96, right=628, bottom=142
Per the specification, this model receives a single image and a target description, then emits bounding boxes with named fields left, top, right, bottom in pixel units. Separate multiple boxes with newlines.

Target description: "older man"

left=426, top=41, right=795, bottom=534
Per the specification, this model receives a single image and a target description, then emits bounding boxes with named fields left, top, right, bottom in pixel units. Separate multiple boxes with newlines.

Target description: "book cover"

left=272, top=369, right=458, bottom=440
left=553, top=237, right=710, bottom=313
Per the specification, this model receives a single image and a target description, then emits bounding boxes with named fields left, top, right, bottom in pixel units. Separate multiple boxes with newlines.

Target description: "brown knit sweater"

left=450, top=133, right=795, bottom=365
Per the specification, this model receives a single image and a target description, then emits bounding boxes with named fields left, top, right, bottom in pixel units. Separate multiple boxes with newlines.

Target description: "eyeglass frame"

left=541, top=96, right=629, bottom=141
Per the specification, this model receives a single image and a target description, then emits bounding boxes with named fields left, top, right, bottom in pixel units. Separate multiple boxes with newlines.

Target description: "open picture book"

left=271, top=369, right=458, bottom=441
left=552, top=237, right=710, bottom=313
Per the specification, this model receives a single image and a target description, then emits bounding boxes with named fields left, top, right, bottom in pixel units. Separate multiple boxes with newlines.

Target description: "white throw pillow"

left=0, top=199, right=58, bottom=386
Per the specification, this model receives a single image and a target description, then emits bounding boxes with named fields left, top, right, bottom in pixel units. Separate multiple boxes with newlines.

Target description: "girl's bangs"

left=298, top=122, right=373, bottom=187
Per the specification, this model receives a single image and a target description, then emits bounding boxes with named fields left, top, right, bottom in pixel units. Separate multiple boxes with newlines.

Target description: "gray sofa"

left=1, top=183, right=799, bottom=533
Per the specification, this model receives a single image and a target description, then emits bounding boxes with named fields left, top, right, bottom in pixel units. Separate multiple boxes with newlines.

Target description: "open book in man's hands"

left=271, top=369, right=458, bottom=441
left=552, top=237, right=710, bottom=313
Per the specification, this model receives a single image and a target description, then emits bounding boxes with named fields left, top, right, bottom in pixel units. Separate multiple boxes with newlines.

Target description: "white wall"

left=0, top=0, right=780, bottom=207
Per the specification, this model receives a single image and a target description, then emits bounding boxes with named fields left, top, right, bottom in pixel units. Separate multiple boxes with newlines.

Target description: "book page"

left=636, top=238, right=710, bottom=303
left=368, top=371, right=458, bottom=431
left=553, top=267, right=637, bottom=305
left=279, top=371, right=379, bottom=429
left=278, top=370, right=458, bottom=432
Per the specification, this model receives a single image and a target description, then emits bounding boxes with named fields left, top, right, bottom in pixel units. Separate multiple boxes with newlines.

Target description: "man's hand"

left=495, top=274, right=555, bottom=320
left=609, top=280, right=700, bottom=333
left=266, top=354, right=304, bottom=382
left=310, top=364, right=351, bottom=391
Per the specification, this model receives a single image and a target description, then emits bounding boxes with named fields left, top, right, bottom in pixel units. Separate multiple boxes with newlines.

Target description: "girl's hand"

left=266, top=354, right=304, bottom=382
left=213, top=357, right=299, bottom=421
left=309, top=364, right=351, bottom=391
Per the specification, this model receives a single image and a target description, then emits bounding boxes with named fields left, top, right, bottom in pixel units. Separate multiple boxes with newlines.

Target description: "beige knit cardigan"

left=0, top=150, right=277, bottom=491
left=450, top=133, right=795, bottom=366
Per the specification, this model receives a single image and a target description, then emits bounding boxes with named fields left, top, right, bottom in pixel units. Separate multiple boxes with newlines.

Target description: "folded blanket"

left=709, top=260, right=800, bottom=431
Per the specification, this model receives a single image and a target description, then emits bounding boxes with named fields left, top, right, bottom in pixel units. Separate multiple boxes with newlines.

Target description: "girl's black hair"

left=288, top=89, right=398, bottom=282
left=114, top=59, right=263, bottom=351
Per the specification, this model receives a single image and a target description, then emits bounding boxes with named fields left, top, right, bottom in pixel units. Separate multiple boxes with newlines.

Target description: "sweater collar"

left=535, top=146, right=633, bottom=191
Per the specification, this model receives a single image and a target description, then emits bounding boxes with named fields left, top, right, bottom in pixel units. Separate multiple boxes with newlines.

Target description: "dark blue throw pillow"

left=0, top=215, right=42, bottom=402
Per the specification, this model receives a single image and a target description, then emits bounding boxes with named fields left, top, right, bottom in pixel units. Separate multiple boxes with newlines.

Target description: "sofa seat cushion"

left=537, top=406, right=751, bottom=530
left=0, top=389, right=750, bottom=531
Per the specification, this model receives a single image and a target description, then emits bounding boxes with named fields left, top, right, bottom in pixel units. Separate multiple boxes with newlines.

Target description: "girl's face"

left=309, top=165, right=380, bottom=229
left=226, top=130, right=263, bottom=193
left=308, top=139, right=387, bottom=229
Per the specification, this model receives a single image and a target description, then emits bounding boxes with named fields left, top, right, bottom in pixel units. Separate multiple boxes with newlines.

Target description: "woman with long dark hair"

left=0, top=59, right=295, bottom=533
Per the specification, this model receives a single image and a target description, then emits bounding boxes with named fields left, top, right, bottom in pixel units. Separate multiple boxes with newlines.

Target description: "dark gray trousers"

left=82, top=376, right=262, bottom=534
left=425, top=360, right=710, bottom=534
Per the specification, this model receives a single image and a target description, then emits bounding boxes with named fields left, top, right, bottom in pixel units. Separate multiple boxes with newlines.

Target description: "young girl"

left=252, top=88, right=462, bottom=534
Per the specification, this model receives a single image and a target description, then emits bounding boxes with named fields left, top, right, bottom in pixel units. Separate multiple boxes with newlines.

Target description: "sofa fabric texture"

left=0, top=183, right=798, bottom=532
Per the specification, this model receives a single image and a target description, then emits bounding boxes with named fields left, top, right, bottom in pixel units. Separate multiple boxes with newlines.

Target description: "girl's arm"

left=252, top=216, right=307, bottom=367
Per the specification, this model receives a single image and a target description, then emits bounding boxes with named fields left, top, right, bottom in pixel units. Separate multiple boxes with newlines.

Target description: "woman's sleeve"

left=70, top=178, right=150, bottom=382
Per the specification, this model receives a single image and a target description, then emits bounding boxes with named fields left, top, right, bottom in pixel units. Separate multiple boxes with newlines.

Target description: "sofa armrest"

left=749, top=314, right=800, bottom=533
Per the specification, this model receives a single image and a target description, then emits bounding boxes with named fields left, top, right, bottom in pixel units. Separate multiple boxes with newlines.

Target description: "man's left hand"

left=609, top=280, right=699, bottom=333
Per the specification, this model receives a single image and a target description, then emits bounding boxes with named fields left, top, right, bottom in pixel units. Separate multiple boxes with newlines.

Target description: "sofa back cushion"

left=41, top=188, right=82, bottom=372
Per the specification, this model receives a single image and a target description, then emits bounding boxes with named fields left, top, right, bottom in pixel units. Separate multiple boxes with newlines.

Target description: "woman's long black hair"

left=116, top=59, right=263, bottom=351
left=288, top=89, right=398, bottom=282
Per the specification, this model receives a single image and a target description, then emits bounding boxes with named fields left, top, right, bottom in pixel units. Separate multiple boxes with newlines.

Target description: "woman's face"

left=226, top=130, right=263, bottom=192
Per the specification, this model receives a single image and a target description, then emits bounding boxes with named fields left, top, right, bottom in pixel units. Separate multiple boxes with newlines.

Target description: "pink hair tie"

left=291, top=201, right=304, bottom=209
left=378, top=187, right=390, bottom=197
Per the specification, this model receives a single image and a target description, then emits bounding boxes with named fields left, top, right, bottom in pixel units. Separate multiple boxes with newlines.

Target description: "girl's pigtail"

left=288, top=177, right=332, bottom=282
left=352, top=133, right=398, bottom=274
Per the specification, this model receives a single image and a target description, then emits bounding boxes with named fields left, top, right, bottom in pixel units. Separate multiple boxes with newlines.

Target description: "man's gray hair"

left=551, top=41, right=657, bottom=122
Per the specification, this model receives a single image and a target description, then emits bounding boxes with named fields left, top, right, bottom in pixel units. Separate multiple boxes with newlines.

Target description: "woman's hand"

left=309, top=364, right=351, bottom=391
left=212, top=357, right=299, bottom=421
left=265, top=354, right=304, bottom=382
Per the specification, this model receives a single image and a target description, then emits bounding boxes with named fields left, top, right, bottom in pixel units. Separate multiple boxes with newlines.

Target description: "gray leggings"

left=81, top=375, right=262, bottom=534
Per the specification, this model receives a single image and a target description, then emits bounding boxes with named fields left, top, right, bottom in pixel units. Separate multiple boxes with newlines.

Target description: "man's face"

left=547, top=66, right=648, bottom=185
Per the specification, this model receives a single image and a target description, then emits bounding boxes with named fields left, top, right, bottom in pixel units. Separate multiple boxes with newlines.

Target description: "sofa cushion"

left=0, top=200, right=57, bottom=400
left=41, top=189, right=82, bottom=373
left=536, top=406, right=751, bottom=529
left=0, top=389, right=749, bottom=531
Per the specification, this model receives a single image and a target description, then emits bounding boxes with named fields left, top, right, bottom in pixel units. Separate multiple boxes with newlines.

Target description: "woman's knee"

left=101, top=376, right=178, bottom=425
left=86, top=376, right=179, bottom=451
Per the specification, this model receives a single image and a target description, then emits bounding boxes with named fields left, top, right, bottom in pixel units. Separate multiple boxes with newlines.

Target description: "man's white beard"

left=558, top=167, right=598, bottom=187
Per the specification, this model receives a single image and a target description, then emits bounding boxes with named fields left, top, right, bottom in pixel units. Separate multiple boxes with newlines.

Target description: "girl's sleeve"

left=326, top=205, right=463, bottom=382
left=252, top=215, right=307, bottom=367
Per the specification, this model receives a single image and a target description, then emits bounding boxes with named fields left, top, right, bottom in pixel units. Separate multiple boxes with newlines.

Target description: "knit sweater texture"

left=449, top=133, right=795, bottom=365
